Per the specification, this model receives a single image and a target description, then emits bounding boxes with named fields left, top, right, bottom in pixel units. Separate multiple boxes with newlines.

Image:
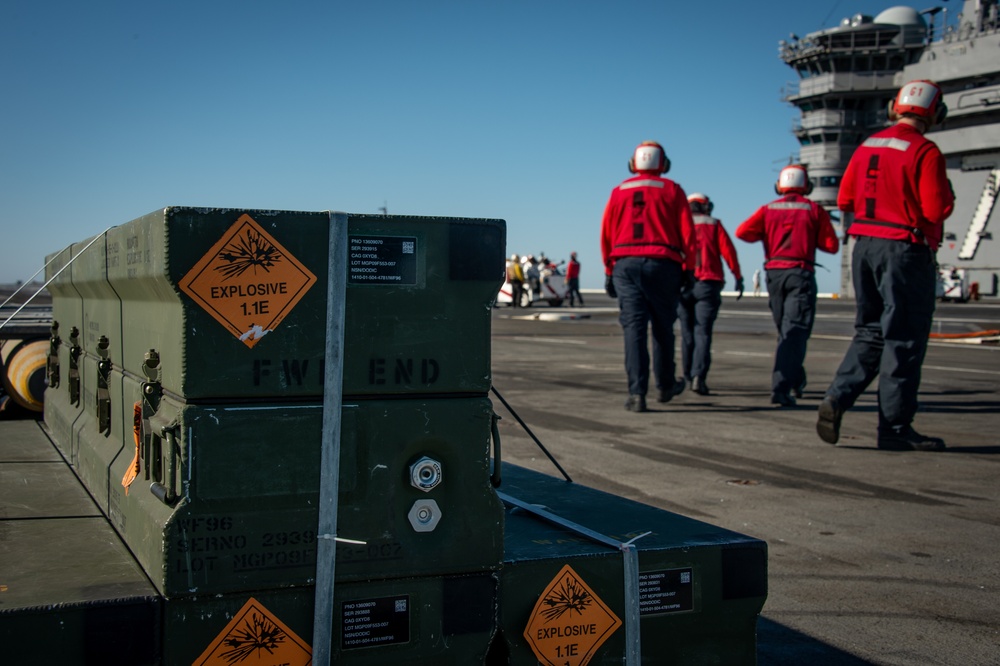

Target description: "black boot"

left=816, top=396, right=842, bottom=444
left=877, top=427, right=945, bottom=452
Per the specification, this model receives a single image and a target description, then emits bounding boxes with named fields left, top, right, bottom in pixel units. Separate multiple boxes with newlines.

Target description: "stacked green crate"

left=495, top=464, right=767, bottom=665
left=43, top=207, right=507, bottom=661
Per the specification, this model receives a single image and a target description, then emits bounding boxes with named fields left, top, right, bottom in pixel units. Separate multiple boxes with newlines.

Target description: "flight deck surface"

left=491, top=294, right=999, bottom=665
left=2, top=293, right=997, bottom=664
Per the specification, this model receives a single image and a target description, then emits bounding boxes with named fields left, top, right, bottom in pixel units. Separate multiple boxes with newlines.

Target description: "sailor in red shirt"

left=818, top=80, right=954, bottom=452
left=565, top=252, right=584, bottom=307
left=600, top=141, right=696, bottom=412
left=736, top=164, right=839, bottom=406
left=676, top=193, right=743, bottom=395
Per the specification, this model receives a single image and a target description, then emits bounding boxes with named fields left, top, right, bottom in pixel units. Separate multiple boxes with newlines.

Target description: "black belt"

left=768, top=255, right=815, bottom=266
left=614, top=242, right=684, bottom=255
left=854, top=219, right=926, bottom=244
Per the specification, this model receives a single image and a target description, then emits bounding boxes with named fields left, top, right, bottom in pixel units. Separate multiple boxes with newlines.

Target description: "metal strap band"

left=0, top=228, right=113, bottom=333
left=312, top=213, right=349, bottom=665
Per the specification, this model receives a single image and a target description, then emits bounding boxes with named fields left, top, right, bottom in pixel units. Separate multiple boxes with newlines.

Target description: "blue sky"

left=1, top=1, right=929, bottom=293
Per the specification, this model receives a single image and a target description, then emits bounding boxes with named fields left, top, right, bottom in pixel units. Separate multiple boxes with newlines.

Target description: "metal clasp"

left=149, top=424, right=180, bottom=506
left=47, top=321, right=61, bottom=389
left=96, top=335, right=112, bottom=435
left=68, top=327, right=81, bottom=406
left=139, top=349, right=162, bottom=482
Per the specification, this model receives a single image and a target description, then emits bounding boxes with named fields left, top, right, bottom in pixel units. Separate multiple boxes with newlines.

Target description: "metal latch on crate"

left=68, top=327, right=81, bottom=406
left=95, top=335, right=112, bottom=434
left=46, top=321, right=60, bottom=389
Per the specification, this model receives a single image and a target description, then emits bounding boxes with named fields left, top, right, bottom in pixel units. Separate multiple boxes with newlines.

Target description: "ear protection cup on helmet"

left=629, top=153, right=671, bottom=173
left=934, top=100, right=948, bottom=125
left=889, top=98, right=947, bottom=126
left=777, top=182, right=814, bottom=195
left=887, top=98, right=899, bottom=122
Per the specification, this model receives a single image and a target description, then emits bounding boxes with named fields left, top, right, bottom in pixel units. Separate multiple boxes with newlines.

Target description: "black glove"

left=682, top=270, right=696, bottom=291
left=735, top=277, right=744, bottom=301
left=604, top=274, right=617, bottom=298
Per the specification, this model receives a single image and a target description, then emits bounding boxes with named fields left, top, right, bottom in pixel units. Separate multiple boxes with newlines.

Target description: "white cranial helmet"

left=890, top=80, right=947, bottom=125
left=776, top=165, right=812, bottom=195
left=628, top=141, right=670, bottom=174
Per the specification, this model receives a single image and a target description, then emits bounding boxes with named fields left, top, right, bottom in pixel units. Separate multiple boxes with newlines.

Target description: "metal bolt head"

left=409, top=456, right=443, bottom=492
left=407, top=499, right=442, bottom=532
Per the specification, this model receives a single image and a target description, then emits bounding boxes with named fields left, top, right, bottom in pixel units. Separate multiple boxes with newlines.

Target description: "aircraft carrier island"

left=780, top=0, right=1000, bottom=300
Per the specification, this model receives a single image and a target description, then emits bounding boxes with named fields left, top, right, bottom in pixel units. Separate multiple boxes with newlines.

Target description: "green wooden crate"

left=496, top=464, right=768, bottom=665
left=89, top=207, right=504, bottom=399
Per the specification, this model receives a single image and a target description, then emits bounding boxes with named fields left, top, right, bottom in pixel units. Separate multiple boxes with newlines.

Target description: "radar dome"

left=874, top=6, right=926, bottom=27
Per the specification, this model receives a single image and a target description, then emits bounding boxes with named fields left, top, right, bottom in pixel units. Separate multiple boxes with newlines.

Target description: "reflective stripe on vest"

left=767, top=202, right=812, bottom=210
left=862, top=137, right=912, bottom=152
left=619, top=179, right=665, bottom=190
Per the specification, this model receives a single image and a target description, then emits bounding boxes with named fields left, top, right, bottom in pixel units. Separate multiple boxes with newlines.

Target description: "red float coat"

left=691, top=214, right=742, bottom=282
left=837, top=123, right=954, bottom=250
left=735, top=193, right=839, bottom=271
left=566, top=258, right=580, bottom=280
left=600, top=172, right=696, bottom=274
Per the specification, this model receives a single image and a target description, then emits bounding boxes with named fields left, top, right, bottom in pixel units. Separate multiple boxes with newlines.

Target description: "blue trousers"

left=677, top=279, right=723, bottom=382
left=613, top=257, right=683, bottom=397
left=766, top=268, right=816, bottom=395
left=827, top=236, right=936, bottom=432
left=567, top=277, right=584, bottom=306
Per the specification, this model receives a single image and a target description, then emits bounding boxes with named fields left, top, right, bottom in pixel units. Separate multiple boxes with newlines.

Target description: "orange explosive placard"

left=523, top=564, right=622, bottom=666
left=179, top=214, right=317, bottom=349
left=194, top=596, right=312, bottom=666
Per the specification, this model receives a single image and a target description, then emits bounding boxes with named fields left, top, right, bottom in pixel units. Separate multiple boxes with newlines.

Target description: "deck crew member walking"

left=506, top=254, right=525, bottom=308
left=817, top=80, right=954, bottom=451
left=677, top=193, right=743, bottom=395
left=601, top=141, right=696, bottom=413
left=736, top=164, right=839, bottom=407
left=566, top=251, right=584, bottom=307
